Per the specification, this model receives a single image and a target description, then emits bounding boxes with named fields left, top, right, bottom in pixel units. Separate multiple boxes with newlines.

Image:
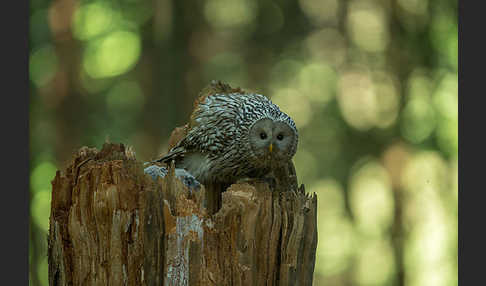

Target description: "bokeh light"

left=401, top=151, right=449, bottom=197
left=204, top=0, right=257, bottom=30
left=397, top=0, right=428, bottom=16
left=305, top=28, right=347, bottom=68
left=372, top=71, right=400, bottom=128
left=29, top=45, right=59, bottom=87
left=29, top=0, right=458, bottom=285
left=82, top=30, right=141, bottom=78
left=400, top=150, right=456, bottom=286
left=401, top=95, right=436, bottom=144
left=434, top=72, right=458, bottom=156
left=72, top=2, right=119, bottom=41
left=347, top=2, right=389, bottom=53
left=30, top=161, right=57, bottom=193
left=37, top=257, right=49, bottom=286
left=297, top=62, right=337, bottom=105
left=312, top=179, right=354, bottom=276
left=31, top=190, right=52, bottom=232
left=337, top=68, right=378, bottom=131
left=401, top=148, right=457, bottom=286
left=353, top=238, right=396, bottom=285
left=429, top=8, right=458, bottom=69
left=349, top=159, right=394, bottom=236
left=271, top=88, right=312, bottom=128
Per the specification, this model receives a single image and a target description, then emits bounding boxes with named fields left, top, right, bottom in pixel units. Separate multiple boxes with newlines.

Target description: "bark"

left=48, top=143, right=317, bottom=286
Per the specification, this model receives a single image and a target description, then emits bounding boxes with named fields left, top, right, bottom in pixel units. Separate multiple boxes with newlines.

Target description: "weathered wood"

left=48, top=143, right=317, bottom=285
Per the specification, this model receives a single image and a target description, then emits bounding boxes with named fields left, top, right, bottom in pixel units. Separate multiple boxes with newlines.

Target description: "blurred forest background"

left=29, top=0, right=458, bottom=285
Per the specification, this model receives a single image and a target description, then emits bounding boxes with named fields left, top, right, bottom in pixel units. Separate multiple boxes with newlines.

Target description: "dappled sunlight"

left=31, top=190, right=52, bottom=232
left=204, top=0, right=257, bottom=30
left=72, top=1, right=119, bottom=40
left=401, top=95, right=437, bottom=144
left=400, top=151, right=457, bottom=285
left=404, top=202, right=456, bottom=286
left=347, top=2, right=389, bottom=53
left=349, top=159, right=395, bottom=236
left=353, top=238, right=396, bottom=285
left=401, top=151, right=449, bottom=197
left=371, top=71, right=400, bottom=128
left=29, top=0, right=458, bottom=284
left=434, top=73, right=459, bottom=156
left=398, top=0, right=429, bottom=16
left=305, top=28, right=347, bottom=68
left=297, top=62, right=337, bottom=105
left=83, top=30, right=141, bottom=78
left=271, top=88, right=312, bottom=128
left=312, top=179, right=354, bottom=277
left=337, top=69, right=378, bottom=131
left=30, top=161, right=57, bottom=192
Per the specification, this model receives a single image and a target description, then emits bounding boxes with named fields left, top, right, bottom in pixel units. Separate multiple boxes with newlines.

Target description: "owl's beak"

left=269, top=143, right=273, bottom=153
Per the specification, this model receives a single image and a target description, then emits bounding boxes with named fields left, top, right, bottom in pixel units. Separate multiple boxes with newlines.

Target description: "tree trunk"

left=48, top=143, right=317, bottom=286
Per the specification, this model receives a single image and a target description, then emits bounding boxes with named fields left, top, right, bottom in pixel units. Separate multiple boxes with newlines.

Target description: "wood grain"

left=48, top=143, right=317, bottom=285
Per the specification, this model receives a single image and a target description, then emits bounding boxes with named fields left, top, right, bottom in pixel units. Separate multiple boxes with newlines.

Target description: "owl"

left=153, top=81, right=299, bottom=188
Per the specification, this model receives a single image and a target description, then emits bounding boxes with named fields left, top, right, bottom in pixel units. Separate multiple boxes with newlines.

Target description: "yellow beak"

left=269, top=143, right=273, bottom=153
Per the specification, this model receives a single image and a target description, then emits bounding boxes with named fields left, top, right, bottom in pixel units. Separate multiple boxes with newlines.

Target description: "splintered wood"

left=48, top=143, right=317, bottom=286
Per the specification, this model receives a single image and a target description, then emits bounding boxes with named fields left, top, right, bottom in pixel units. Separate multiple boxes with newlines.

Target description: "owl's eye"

left=260, top=132, right=267, bottom=140
left=277, top=134, right=284, bottom=141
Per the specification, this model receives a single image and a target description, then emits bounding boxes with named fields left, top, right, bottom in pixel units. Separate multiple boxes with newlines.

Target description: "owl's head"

left=248, top=117, right=298, bottom=162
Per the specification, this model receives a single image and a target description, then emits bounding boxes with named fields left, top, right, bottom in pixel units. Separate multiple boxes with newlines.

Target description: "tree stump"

left=48, top=143, right=317, bottom=285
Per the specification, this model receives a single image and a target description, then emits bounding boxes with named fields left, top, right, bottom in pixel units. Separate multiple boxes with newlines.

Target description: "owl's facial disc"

left=249, top=118, right=296, bottom=162
left=249, top=118, right=274, bottom=158
left=271, top=121, right=295, bottom=160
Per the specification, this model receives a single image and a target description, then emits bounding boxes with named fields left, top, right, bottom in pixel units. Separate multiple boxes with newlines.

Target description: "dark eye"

left=260, top=132, right=267, bottom=140
left=277, top=134, right=284, bottom=141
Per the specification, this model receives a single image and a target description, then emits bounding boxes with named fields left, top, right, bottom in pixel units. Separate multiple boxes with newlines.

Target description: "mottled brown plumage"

left=154, top=81, right=299, bottom=188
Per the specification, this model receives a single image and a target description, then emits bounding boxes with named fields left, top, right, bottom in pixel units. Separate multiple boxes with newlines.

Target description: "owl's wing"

left=153, top=145, right=186, bottom=164
left=154, top=92, right=240, bottom=164
left=152, top=122, right=213, bottom=165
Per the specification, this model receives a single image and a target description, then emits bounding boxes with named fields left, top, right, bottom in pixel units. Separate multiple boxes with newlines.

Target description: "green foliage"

left=29, top=0, right=458, bottom=285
